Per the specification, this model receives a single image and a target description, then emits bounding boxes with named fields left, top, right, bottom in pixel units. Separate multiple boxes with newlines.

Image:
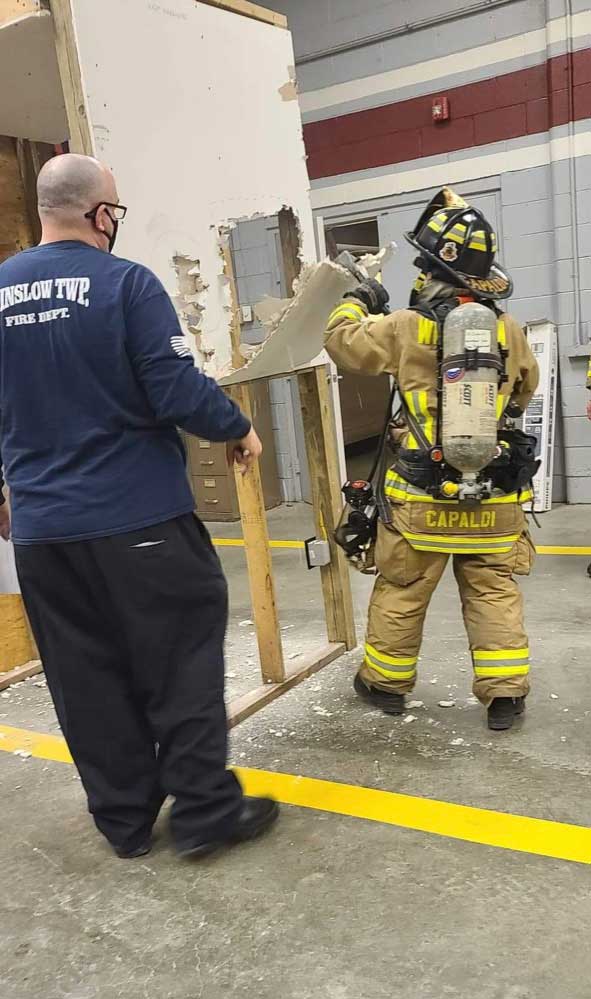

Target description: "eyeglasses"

left=84, top=203, right=128, bottom=222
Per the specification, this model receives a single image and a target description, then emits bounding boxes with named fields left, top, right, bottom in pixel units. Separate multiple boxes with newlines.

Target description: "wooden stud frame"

left=2, top=0, right=357, bottom=720
left=196, top=0, right=287, bottom=30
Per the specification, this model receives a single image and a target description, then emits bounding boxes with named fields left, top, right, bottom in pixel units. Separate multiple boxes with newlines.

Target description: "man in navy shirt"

left=0, top=153, right=278, bottom=858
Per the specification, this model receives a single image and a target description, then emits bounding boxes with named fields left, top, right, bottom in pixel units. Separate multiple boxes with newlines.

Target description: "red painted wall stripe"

left=304, top=49, right=591, bottom=180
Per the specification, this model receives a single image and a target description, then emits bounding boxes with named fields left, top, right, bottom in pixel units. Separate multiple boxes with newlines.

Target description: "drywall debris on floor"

left=219, top=243, right=396, bottom=385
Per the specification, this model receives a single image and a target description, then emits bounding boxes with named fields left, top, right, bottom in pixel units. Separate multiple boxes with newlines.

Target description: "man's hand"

left=227, top=426, right=263, bottom=475
left=586, top=398, right=591, bottom=421
left=0, top=502, right=10, bottom=542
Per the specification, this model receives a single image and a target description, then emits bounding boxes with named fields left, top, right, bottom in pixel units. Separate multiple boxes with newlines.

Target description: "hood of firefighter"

left=404, top=186, right=513, bottom=302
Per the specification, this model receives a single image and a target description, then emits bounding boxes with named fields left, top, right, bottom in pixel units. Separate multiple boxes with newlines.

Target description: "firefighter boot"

left=354, top=672, right=406, bottom=716
left=487, top=696, right=525, bottom=731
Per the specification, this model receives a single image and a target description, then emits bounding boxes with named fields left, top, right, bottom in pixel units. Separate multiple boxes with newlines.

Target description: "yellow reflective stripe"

left=492, top=489, right=534, bottom=504
left=417, top=316, right=437, bottom=345
left=403, top=391, right=420, bottom=450
left=366, top=661, right=417, bottom=680
left=384, top=485, right=409, bottom=501
left=427, top=219, right=443, bottom=232
left=410, top=544, right=514, bottom=554
left=404, top=390, right=434, bottom=445
left=474, top=665, right=530, bottom=677
left=365, top=643, right=417, bottom=668
left=418, top=390, right=434, bottom=444
left=384, top=473, right=532, bottom=507
left=496, top=394, right=507, bottom=419
left=446, top=230, right=465, bottom=244
left=327, top=302, right=366, bottom=325
left=365, top=644, right=418, bottom=679
left=497, top=320, right=506, bottom=346
left=404, top=531, right=520, bottom=545
left=473, top=648, right=529, bottom=661
left=468, top=240, right=488, bottom=251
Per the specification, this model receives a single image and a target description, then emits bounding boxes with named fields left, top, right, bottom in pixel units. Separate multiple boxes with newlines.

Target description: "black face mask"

left=105, top=214, right=119, bottom=253
left=84, top=202, right=126, bottom=253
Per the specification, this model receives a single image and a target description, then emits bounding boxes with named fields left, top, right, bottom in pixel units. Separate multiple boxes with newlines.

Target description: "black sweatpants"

left=15, top=513, right=242, bottom=854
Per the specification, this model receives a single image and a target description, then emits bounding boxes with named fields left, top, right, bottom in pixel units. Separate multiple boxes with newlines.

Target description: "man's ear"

left=94, top=204, right=108, bottom=233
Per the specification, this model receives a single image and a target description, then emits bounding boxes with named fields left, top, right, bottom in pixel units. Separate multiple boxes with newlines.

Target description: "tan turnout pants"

left=360, top=521, right=535, bottom=706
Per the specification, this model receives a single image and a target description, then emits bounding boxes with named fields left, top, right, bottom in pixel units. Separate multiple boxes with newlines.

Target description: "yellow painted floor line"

left=213, top=538, right=304, bottom=549
left=212, top=538, right=591, bottom=556
left=2, top=723, right=591, bottom=865
left=536, top=545, right=591, bottom=555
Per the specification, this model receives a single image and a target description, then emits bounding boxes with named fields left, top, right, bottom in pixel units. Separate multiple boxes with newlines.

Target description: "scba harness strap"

left=391, top=297, right=517, bottom=499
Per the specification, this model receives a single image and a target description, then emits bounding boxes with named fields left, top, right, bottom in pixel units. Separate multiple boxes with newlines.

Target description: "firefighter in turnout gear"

left=326, top=188, right=540, bottom=731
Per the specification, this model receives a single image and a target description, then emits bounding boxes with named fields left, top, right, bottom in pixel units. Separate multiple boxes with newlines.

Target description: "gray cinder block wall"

left=271, top=0, right=591, bottom=502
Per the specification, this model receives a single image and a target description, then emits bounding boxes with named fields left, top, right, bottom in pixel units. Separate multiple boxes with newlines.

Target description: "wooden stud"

left=298, top=366, right=357, bottom=651
left=196, top=0, right=287, bottom=29
left=228, top=642, right=343, bottom=727
left=222, top=236, right=285, bottom=684
left=277, top=200, right=356, bottom=652
left=0, top=0, right=46, bottom=23
left=278, top=207, right=301, bottom=296
left=0, top=660, right=43, bottom=691
left=49, top=0, right=94, bottom=155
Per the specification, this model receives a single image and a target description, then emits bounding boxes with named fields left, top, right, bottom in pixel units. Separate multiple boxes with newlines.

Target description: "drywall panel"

left=68, top=0, right=315, bottom=379
left=0, top=10, right=67, bottom=142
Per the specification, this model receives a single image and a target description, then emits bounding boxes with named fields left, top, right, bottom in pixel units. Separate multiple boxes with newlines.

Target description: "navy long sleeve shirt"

left=0, top=241, right=250, bottom=543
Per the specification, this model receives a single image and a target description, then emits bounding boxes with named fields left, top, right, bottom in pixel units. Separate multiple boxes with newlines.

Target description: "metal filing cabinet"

left=184, top=381, right=282, bottom=522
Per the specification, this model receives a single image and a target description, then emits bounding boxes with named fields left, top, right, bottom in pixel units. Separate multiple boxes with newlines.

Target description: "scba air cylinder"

left=441, top=302, right=500, bottom=476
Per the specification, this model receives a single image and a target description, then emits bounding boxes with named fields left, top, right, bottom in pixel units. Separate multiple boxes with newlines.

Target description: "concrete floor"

left=1, top=503, right=591, bottom=998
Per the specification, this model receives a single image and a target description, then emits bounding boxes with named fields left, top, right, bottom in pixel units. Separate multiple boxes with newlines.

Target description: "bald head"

left=37, top=154, right=116, bottom=215
left=36, top=154, right=120, bottom=251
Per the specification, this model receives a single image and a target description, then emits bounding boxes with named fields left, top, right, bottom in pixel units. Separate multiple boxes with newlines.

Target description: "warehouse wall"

left=271, top=0, right=591, bottom=502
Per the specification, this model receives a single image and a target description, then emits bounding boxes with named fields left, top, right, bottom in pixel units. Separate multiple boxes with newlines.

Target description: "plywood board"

left=66, top=0, right=314, bottom=380
left=0, top=595, right=35, bottom=672
left=0, top=9, right=67, bottom=142
left=0, top=136, right=35, bottom=262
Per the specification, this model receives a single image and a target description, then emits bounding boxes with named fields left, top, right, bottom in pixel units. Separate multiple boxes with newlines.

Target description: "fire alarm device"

left=432, top=96, right=450, bottom=122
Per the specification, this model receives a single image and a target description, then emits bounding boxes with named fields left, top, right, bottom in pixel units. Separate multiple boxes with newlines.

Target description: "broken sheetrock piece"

left=407, top=700, right=424, bottom=709
left=450, top=738, right=465, bottom=746
left=438, top=700, right=455, bottom=708
left=218, top=244, right=396, bottom=385
left=13, top=750, right=31, bottom=759
left=403, top=714, right=417, bottom=724
left=239, top=619, right=253, bottom=627
left=430, top=677, right=438, bottom=684
left=550, top=693, right=559, bottom=699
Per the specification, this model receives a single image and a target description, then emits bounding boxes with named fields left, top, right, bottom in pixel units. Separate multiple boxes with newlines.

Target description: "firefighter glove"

left=345, top=279, right=390, bottom=315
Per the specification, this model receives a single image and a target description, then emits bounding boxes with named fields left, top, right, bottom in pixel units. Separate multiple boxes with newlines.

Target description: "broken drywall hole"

left=219, top=243, right=396, bottom=385
left=279, top=66, right=298, bottom=102
left=172, top=254, right=208, bottom=354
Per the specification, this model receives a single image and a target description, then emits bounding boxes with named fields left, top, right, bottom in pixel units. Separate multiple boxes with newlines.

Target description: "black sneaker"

left=487, top=697, right=526, bottom=731
left=114, top=840, right=152, bottom=860
left=354, top=672, right=406, bottom=716
left=179, top=796, right=279, bottom=860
